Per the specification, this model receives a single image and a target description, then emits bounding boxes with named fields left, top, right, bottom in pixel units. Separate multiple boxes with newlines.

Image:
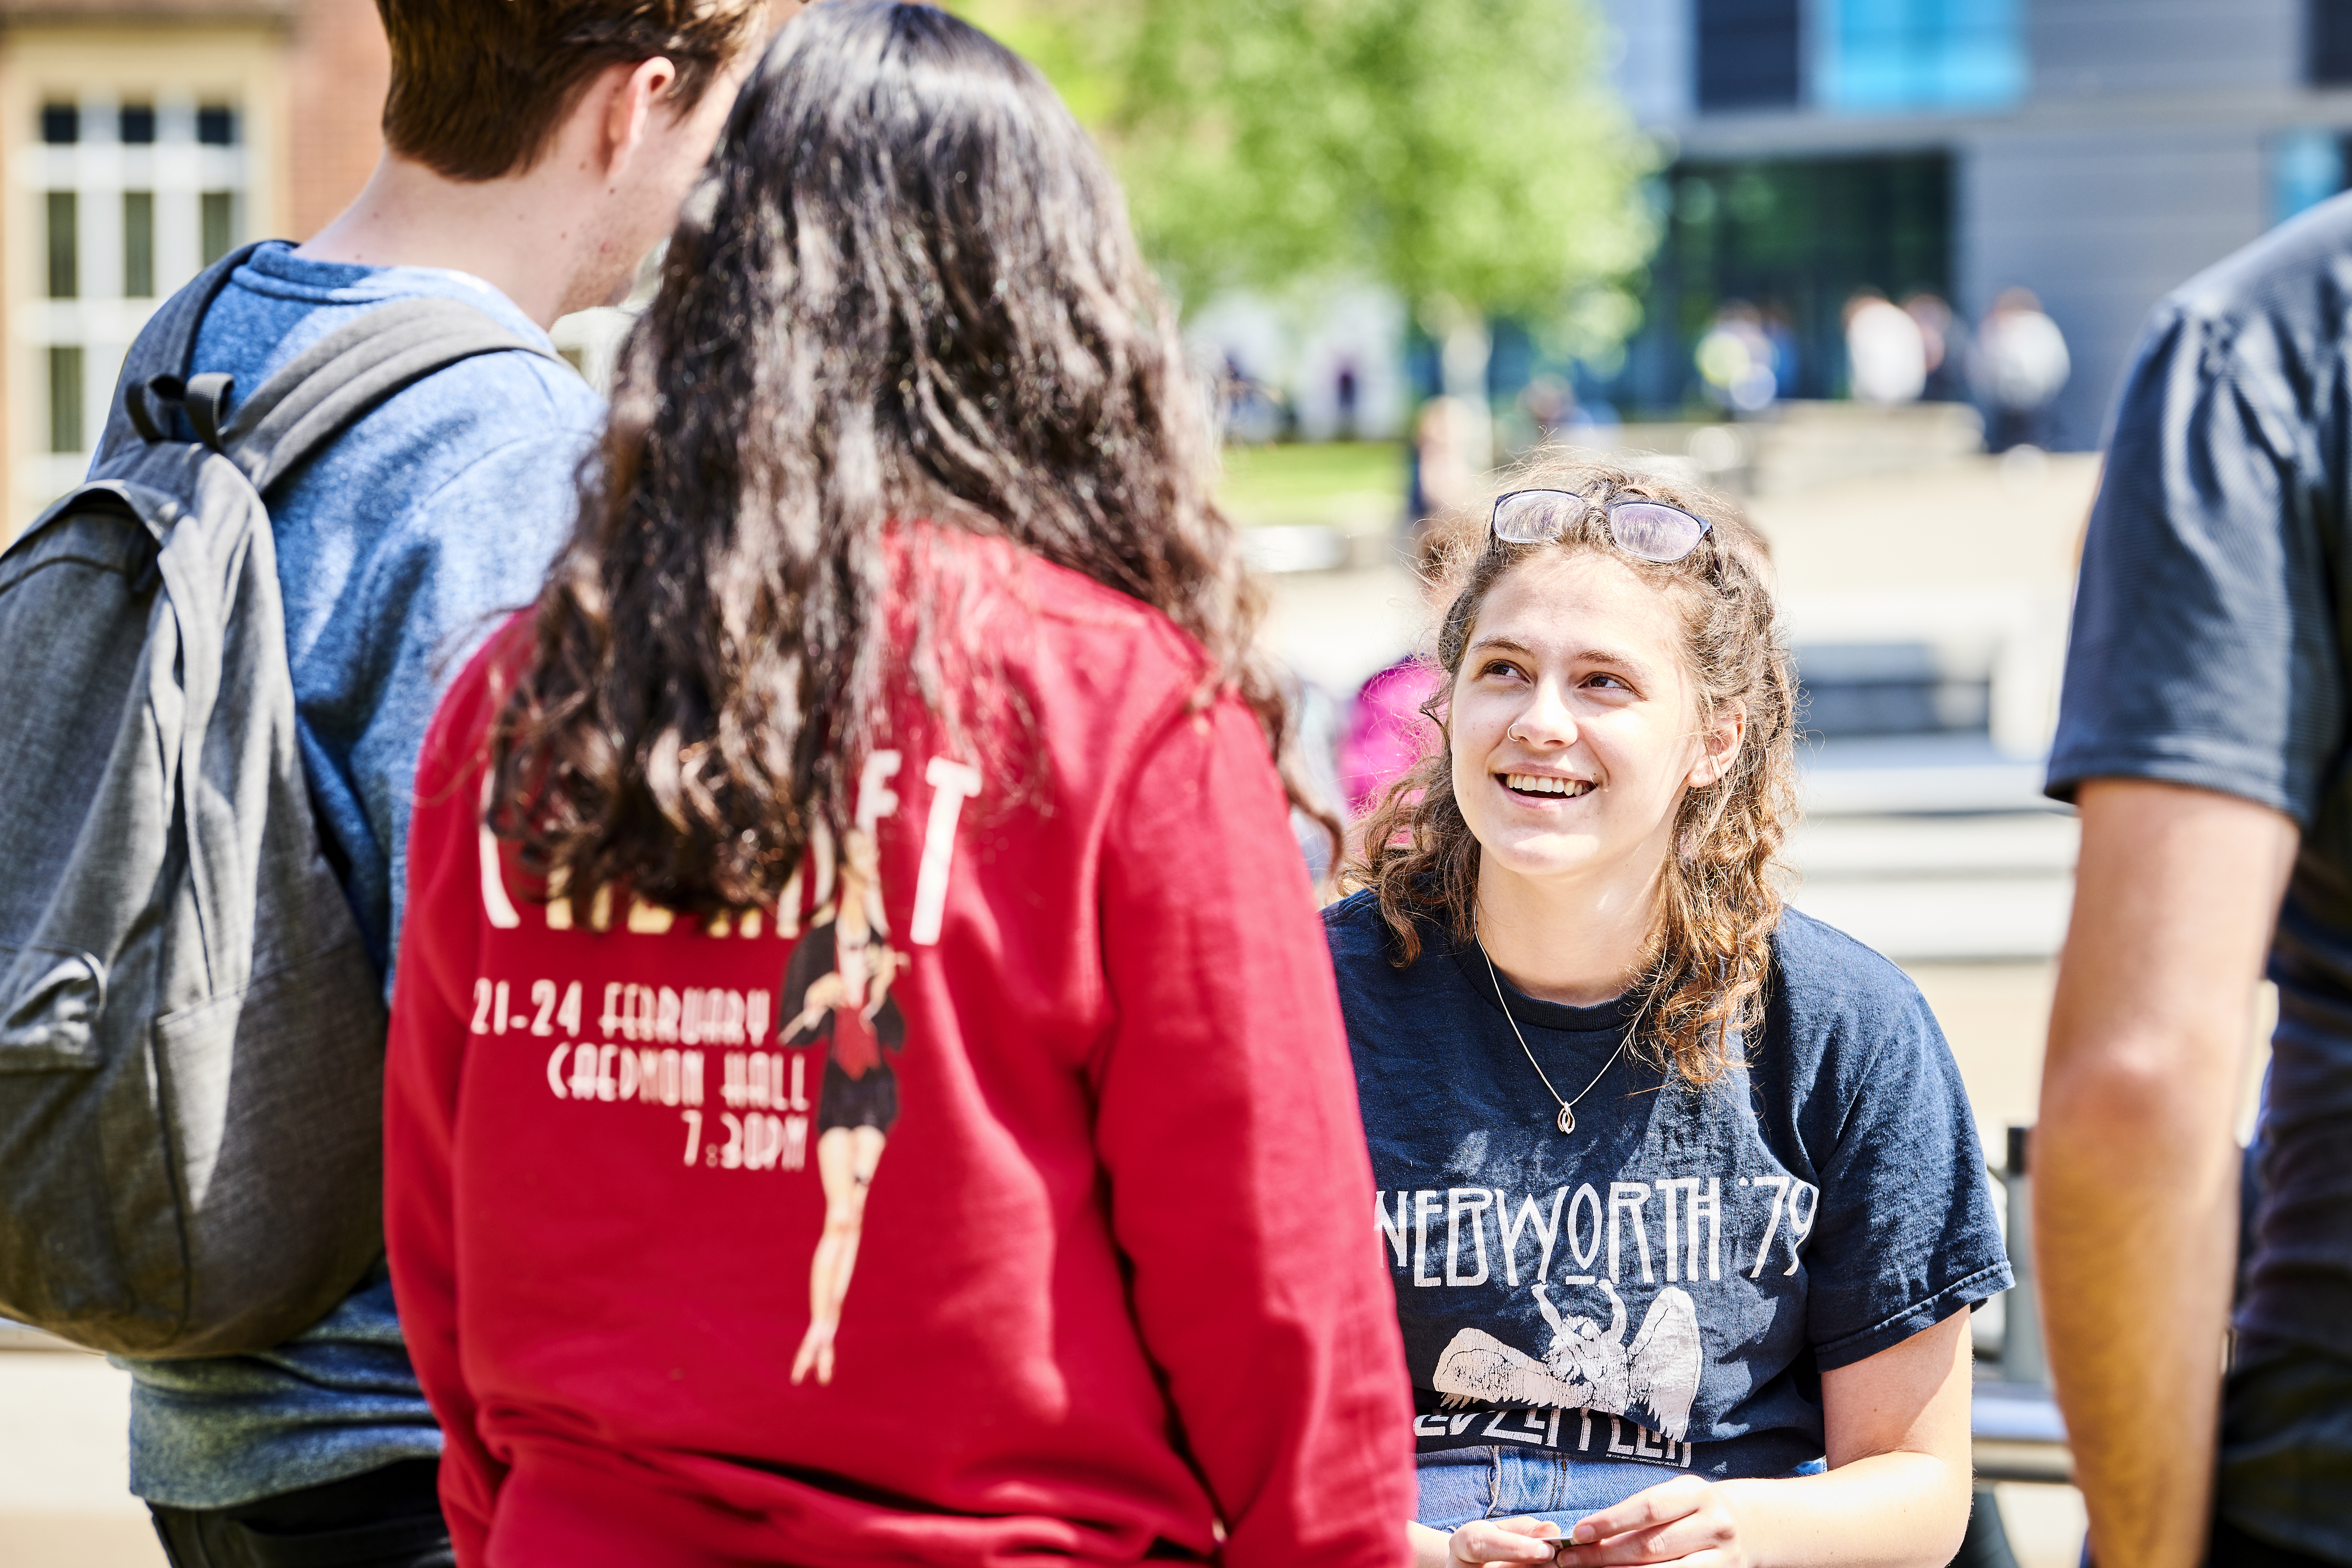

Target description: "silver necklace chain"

left=1479, top=940, right=1628, bottom=1136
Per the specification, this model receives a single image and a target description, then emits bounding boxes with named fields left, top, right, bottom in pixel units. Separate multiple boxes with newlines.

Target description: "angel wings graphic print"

left=1433, top=1278, right=1703, bottom=1448
left=1325, top=893, right=2013, bottom=1484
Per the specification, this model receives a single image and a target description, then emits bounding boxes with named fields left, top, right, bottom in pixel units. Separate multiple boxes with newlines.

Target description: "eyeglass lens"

left=1606, top=502, right=1709, bottom=563
left=1492, top=490, right=1590, bottom=544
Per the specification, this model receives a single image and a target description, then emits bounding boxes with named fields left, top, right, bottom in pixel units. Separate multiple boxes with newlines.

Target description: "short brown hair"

left=377, top=0, right=767, bottom=181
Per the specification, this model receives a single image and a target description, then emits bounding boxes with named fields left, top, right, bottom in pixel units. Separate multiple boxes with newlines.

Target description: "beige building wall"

left=286, top=0, right=386, bottom=241
left=0, top=3, right=293, bottom=537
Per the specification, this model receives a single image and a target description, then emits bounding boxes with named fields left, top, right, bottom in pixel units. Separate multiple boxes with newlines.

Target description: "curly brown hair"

left=486, top=1, right=1314, bottom=914
left=1345, top=453, right=1798, bottom=1085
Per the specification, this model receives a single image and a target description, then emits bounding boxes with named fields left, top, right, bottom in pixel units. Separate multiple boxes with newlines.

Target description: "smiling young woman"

left=1330, top=455, right=2013, bottom=1568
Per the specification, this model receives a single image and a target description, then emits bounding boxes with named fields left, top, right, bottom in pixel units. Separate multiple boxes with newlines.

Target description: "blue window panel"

left=1823, top=0, right=2025, bottom=113
left=2316, top=0, right=2352, bottom=85
left=2273, top=128, right=2349, bottom=225
left=1697, top=0, right=1803, bottom=111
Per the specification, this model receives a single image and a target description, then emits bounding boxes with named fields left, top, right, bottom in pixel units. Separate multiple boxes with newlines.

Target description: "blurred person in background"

left=1760, top=304, right=1801, bottom=399
left=1222, top=352, right=1288, bottom=445
left=1334, top=461, right=2008, bottom=1568
left=1972, top=288, right=2069, bottom=450
left=1903, top=293, right=1967, bottom=402
left=2041, top=202, right=2352, bottom=1567
left=112, top=3, right=766, bottom=1564
left=1502, top=376, right=1618, bottom=458
left=1521, top=374, right=1573, bottom=445
left=1695, top=301, right=1778, bottom=413
left=1844, top=289, right=1928, bottom=406
left=1342, top=656, right=1443, bottom=818
left=383, top=6, right=1414, bottom=1563
left=1413, top=394, right=1484, bottom=524
left=1340, top=522, right=1458, bottom=818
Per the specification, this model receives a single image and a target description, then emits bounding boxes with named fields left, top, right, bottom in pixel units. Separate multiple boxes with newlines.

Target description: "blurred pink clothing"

left=1341, top=660, right=1443, bottom=817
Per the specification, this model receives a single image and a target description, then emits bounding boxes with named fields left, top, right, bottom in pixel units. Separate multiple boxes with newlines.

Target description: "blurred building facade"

left=0, top=0, right=387, bottom=535
left=1597, top=0, right=2352, bottom=449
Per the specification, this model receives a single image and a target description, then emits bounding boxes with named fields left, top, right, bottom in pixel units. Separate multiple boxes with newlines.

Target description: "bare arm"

left=2038, top=779, right=2295, bottom=1568
left=1551, top=1310, right=1975, bottom=1568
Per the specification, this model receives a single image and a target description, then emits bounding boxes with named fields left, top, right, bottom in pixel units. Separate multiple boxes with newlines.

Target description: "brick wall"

left=286, top=0, right=382, bottom=237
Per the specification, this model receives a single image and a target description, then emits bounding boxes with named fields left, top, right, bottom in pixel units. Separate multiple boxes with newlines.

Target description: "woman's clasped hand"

left=1556, top=1477, right=1748, bottom=1568
left=1440, top=1478, right=1749, bottom=1568
left=1437, top=1515, right=1565, bottom=1567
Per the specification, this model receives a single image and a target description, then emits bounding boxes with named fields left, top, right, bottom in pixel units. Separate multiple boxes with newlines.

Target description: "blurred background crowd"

left=0, top=0, right=2332, bottom=1563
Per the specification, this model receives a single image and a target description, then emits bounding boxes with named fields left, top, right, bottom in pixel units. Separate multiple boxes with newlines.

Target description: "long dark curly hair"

left=487, top=1, right=1306, bottom=912
left=1345, top=455, right=1798, bottom=1085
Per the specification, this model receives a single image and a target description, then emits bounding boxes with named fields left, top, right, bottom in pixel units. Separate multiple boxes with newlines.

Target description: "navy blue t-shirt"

left=2047, top=194, right=2352, bottom=1363
left=1326, top=894, right=2009, bottom=1491
left=2047, top=191, right=2352, bottom=1559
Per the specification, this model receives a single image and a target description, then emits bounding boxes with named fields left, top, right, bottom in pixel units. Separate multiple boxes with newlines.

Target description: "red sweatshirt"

left=384, top=529, right=1415, bottom=1568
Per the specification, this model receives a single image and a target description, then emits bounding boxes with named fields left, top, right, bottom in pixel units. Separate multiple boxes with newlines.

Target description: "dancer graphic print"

left=779, top=825, right=908, bottom=1386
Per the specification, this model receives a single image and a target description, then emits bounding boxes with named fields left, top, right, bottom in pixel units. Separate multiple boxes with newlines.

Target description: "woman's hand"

left=1555, top=1475, right=1749, bottom=1568
left=1550, top=1312, right=1973, bottom=1568
left=1409, top=1517, right=1565, bottom=1568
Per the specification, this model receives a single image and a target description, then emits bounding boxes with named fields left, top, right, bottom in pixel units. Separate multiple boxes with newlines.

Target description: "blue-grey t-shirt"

left=1326, top=894, right=2009, bottom=1503
left=2048, top=190, right=2352, bottom=1558
left=101, top=242, right=604, bottom=1509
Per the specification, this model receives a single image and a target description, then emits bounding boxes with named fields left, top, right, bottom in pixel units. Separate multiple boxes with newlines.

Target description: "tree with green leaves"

left=958, top=0, right=1658, bottom=450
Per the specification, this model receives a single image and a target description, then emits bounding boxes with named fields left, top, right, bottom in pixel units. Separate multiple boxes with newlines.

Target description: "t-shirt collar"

left=1445, top=938, right=1644, bottom=1035
left=237, top=239, right=554, bottom=351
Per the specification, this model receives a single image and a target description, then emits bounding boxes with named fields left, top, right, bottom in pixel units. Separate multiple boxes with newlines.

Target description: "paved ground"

left=1993, top=1484, right=2090, bottom=1568
left=0, top=1350, right=163, bottom=1568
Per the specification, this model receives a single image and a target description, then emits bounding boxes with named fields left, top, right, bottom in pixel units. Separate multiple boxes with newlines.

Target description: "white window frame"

left=21, top=88, right=249, bottom=498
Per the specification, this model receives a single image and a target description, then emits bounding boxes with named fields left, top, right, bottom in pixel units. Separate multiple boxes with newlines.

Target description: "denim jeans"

left=1416, top=1446, right=1825, bottom=1534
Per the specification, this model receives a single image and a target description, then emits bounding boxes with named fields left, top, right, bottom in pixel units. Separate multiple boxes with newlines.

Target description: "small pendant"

left=1556, top=1105, right=1576, bottom=1135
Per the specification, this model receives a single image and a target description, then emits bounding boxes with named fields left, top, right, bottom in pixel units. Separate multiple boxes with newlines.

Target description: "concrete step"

left=1787, top=812, right=2078, bottom=878
left=1789, top=871, right=2072, bottom=962
left=1799, top=734, right=2060, bottom=818
left=1787, top=747, right=2078, bottom=960
left=0, top=1351, right=164, bottom=1568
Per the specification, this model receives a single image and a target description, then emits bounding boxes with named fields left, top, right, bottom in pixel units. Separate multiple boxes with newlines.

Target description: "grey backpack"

left=0, top=244, right=553, bottom=1357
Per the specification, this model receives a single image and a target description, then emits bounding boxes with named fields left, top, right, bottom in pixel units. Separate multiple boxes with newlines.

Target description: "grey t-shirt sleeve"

left=2046, top=301, right=2340, bottom=824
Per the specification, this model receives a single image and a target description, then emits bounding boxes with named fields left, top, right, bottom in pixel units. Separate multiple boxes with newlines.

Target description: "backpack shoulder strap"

left=102, top=241, right=273, bottom=456
left=125, top=240, right=272, bottom=386
left=217, top=297, right=560, bottom=494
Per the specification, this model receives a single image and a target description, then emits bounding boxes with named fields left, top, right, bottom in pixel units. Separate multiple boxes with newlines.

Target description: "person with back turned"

left=380, top=7, right=1416, bottom=1562
left=104, top=5, right=764, bottom=1564
left=2041, top=196, right=2352, bottom=1568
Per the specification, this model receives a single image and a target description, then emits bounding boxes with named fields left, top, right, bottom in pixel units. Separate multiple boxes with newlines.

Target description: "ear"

left=1685, top=702, right=1746, bottom=789
left=596, top=55, right=681, bottom=178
